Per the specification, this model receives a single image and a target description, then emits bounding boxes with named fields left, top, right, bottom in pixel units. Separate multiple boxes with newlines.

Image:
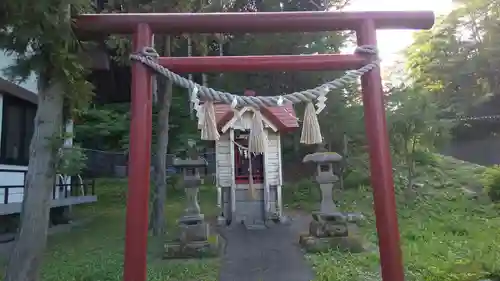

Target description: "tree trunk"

left=339, top=133, right=348, bottom=190
left=4, top=82, right=64, bottom=281
left=407, top=138, right=418, bottom=190
left=150, top=36, right=173, bottom=237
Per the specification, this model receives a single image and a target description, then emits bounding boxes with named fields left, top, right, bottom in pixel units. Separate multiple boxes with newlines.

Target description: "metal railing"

left=0, top=179, right=96, bottom=205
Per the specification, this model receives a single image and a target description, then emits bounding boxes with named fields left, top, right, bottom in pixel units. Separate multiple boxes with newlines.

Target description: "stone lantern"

left=299, top=147, right=366, bottom=253
left=173, top=156, right=207, bottom=223
left=302, top=149, right=342, bottom=214
left=164, top=144, right=220, bottom=258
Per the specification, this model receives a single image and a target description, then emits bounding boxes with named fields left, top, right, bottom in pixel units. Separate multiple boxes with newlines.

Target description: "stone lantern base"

left=299, top=211, right=367, bottom=254
left=164, top=215, right=223, bottom=259
left=299, top=234, right=366, bottom=253
left=300, top=149, right=369, bottom=254
left=163, top=236, right=223, bottom=259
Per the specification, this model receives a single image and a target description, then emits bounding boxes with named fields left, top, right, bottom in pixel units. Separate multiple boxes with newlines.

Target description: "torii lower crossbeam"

left=73, top=11, right=434, bottom=281
left=157, top=54, right=367, bottom=72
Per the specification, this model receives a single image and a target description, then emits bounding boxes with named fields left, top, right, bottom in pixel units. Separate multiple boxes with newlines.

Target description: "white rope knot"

left=231, top=96, right=238, bottom=109
left=354, top=45, right=378, bottom=57
left=136, top=47, right=160, bottom=104
left=140, top=46, right=160, bottom=59
left=277, top=96, right=284, bottom=106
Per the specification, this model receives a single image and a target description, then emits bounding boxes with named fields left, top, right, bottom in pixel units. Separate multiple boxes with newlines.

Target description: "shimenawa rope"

left=129, top=45, right=379, bottom=108
left=129, top=45, right=379, bottom=147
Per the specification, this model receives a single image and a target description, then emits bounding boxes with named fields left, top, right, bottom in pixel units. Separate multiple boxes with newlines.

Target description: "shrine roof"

left=210, top=90, right=299, bottom=132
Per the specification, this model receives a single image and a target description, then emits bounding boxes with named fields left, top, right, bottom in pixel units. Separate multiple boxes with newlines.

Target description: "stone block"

left=184, top=178, right=203, bottom=187
left=234, top=201, right=265, bottom=225
left=312, top=212, right=347, bottom=223
left=217, top=216, right=226, bottom=226
left=245, top=222, right=267, bottom=230
left=308, top=219, right=348, bottom=238
left=164, top=234, right=223, bottom=259
left=179, top=222, right=209, bottom=243
left=299, top=234, right=367, bottom=254
left=178, top=214, right=204, bottom=224
left=172, top=157, right=207, bottom=168
left=234, top=187, right=277, bottom=201
left=345, top=212, right=365, bottom=225
left=316, top=174, right=339, bottom=184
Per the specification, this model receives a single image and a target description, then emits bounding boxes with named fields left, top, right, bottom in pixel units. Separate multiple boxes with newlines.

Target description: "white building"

left=0, top=51, right=97, bottom=216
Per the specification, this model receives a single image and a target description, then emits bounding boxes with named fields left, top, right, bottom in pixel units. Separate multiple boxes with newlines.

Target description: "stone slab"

left=308, top=219, right=348, bottom=237
left=178, top=214, right=204, bottom=224
left=299, top=234, right=367, bottom=253
left=164, top=236, right=222, bottom=259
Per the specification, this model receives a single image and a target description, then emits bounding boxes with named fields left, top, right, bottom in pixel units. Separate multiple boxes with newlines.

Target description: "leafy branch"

left=0, top=0, right=94, bottom=114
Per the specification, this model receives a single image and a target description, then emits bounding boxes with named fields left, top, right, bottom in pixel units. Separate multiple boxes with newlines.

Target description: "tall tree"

left=150, top=35, right=173, bottom=236
left=74, top=103, right=130, bottom=151
left=387, top=85, right=451, bottom=188
left=406, top=0, right=500, bottom=116
left=96, top=0, right=198, bottom=236
left=1, top=1, right=93, bottom=281
left=147, top=1, right=196, bottom=237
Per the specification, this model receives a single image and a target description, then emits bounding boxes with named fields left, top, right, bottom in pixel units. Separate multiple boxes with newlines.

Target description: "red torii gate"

left=74, top=11, right=434, bottom=281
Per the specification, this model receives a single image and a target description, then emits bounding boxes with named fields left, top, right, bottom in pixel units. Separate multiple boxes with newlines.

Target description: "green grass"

left=4, top=153, right=499, bottom=281
left=2, top=179, right=220, bottom=281
left=285, top=154, right=500, bottom=281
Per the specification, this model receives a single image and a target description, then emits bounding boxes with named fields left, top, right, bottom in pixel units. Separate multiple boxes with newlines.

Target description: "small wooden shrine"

left=209, top=90, right=299, bottom=228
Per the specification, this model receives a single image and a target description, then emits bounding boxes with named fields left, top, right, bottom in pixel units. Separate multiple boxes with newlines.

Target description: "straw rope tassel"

left=300, top=102, right=323, bottom=144
left=248, top=110, right=267, bottom=154
left=200, top=101, right=220, bottom=141
left=248, top=110, right=267, bottom=199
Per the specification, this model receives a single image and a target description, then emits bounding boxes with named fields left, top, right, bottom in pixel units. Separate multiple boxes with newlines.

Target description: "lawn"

left=285, top=154, right=500, bottom=281
left=2, top=179, right=221, bottom=281
left=3, top=153, right=500, bottom=281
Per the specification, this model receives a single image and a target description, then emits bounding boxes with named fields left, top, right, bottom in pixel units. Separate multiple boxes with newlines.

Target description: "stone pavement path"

left=219, top=216, right=314, bottom=281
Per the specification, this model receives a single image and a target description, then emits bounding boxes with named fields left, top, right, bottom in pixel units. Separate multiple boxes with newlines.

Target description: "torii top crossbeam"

left=74, top=11, right=434, bottom=73
left=74, top=11, right=434, bottom=34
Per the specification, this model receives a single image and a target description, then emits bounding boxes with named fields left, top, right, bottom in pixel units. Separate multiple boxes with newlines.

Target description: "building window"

left=234, top=132, right=264, bottom=184
left=0, top=94, right=37, bottom=166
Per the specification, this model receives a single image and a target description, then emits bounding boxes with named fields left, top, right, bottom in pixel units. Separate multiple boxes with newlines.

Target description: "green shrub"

left=283, top=178, right=318, bottom=210
left=480, top=165, right=500, bottom=201
left=343, top=167, right=370, bottom=189
left=167, top=174, right=182, bottom=191
left=413, top=150, right=439, bottom=167
left=57, top=145, right=87, bottom=176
